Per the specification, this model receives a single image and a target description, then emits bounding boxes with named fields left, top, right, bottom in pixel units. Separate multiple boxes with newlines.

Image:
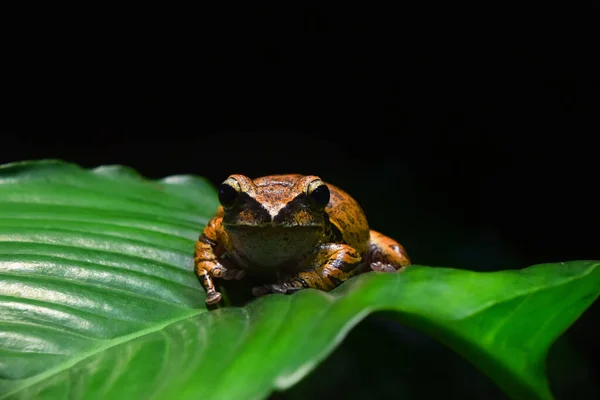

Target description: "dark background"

left=1, top=6, right=598, bottom=399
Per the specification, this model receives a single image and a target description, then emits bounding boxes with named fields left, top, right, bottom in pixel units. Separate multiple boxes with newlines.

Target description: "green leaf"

left=0, top=160, right=598, bottom=400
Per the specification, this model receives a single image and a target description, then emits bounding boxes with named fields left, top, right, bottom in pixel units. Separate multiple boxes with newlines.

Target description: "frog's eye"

left=307, top=180, right=330, bottom=208
left=218, top=179, right=241, bottom=208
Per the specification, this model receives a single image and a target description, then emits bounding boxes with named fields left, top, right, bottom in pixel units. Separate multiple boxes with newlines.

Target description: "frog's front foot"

left=252, top=281, right=303, bottom=297
left=205, top=290, right=222, bottom=304
left=194, top=258, right=247, bottom=305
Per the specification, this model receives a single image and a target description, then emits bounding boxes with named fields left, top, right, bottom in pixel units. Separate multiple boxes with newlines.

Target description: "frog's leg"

left=194, top=216, right=246, bottom=305
left=365, top=230, right=411, bottom=272
left=252, top=243, right=363, bottom=296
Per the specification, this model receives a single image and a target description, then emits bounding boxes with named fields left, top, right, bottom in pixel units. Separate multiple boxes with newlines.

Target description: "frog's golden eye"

left=218, top=178, right=241, bottom=208
left=307, top=179, right=330, bottom=209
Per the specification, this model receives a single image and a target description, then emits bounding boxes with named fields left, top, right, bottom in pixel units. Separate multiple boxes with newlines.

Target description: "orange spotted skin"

left=194, top=174, right=411, bottom=305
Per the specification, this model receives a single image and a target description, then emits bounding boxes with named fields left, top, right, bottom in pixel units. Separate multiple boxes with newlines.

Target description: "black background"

left=1, top=6, right=599, bottom=399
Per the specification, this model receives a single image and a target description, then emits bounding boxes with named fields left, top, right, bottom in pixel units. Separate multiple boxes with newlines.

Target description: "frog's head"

left=217, top=174, right=330, bottom=228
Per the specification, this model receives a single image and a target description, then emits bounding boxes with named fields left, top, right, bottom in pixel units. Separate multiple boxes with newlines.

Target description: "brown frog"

left=194, top=174, right=411, bottom=305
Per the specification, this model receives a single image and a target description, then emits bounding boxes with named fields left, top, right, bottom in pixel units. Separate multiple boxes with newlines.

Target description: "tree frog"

left=194, top=174, right=411, bottom=305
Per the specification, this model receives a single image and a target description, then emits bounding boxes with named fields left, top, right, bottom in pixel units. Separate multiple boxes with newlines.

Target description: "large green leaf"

left=0, top=160, right=598, bottom=400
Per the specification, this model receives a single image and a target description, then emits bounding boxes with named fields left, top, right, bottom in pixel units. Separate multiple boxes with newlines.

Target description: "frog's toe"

left=282, top=285, right=303, bottom=294
left=211, top=265, right=227, bottom=278
left=370, top=261, right=397, bottom=273
left=205, top=290, right=222, bottom=305
left=270, top=284, right=288, bottom=294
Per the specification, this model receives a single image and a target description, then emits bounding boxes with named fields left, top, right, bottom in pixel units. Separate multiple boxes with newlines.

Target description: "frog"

left=194, top=174, right=411, bottom=305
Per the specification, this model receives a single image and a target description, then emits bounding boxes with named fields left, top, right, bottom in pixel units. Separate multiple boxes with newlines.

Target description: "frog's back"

left=325, top=183, right=370, bottom=253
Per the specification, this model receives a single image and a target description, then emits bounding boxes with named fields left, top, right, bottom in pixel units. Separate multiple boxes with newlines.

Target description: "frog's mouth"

left=224, top=225, right=322, bottom=269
